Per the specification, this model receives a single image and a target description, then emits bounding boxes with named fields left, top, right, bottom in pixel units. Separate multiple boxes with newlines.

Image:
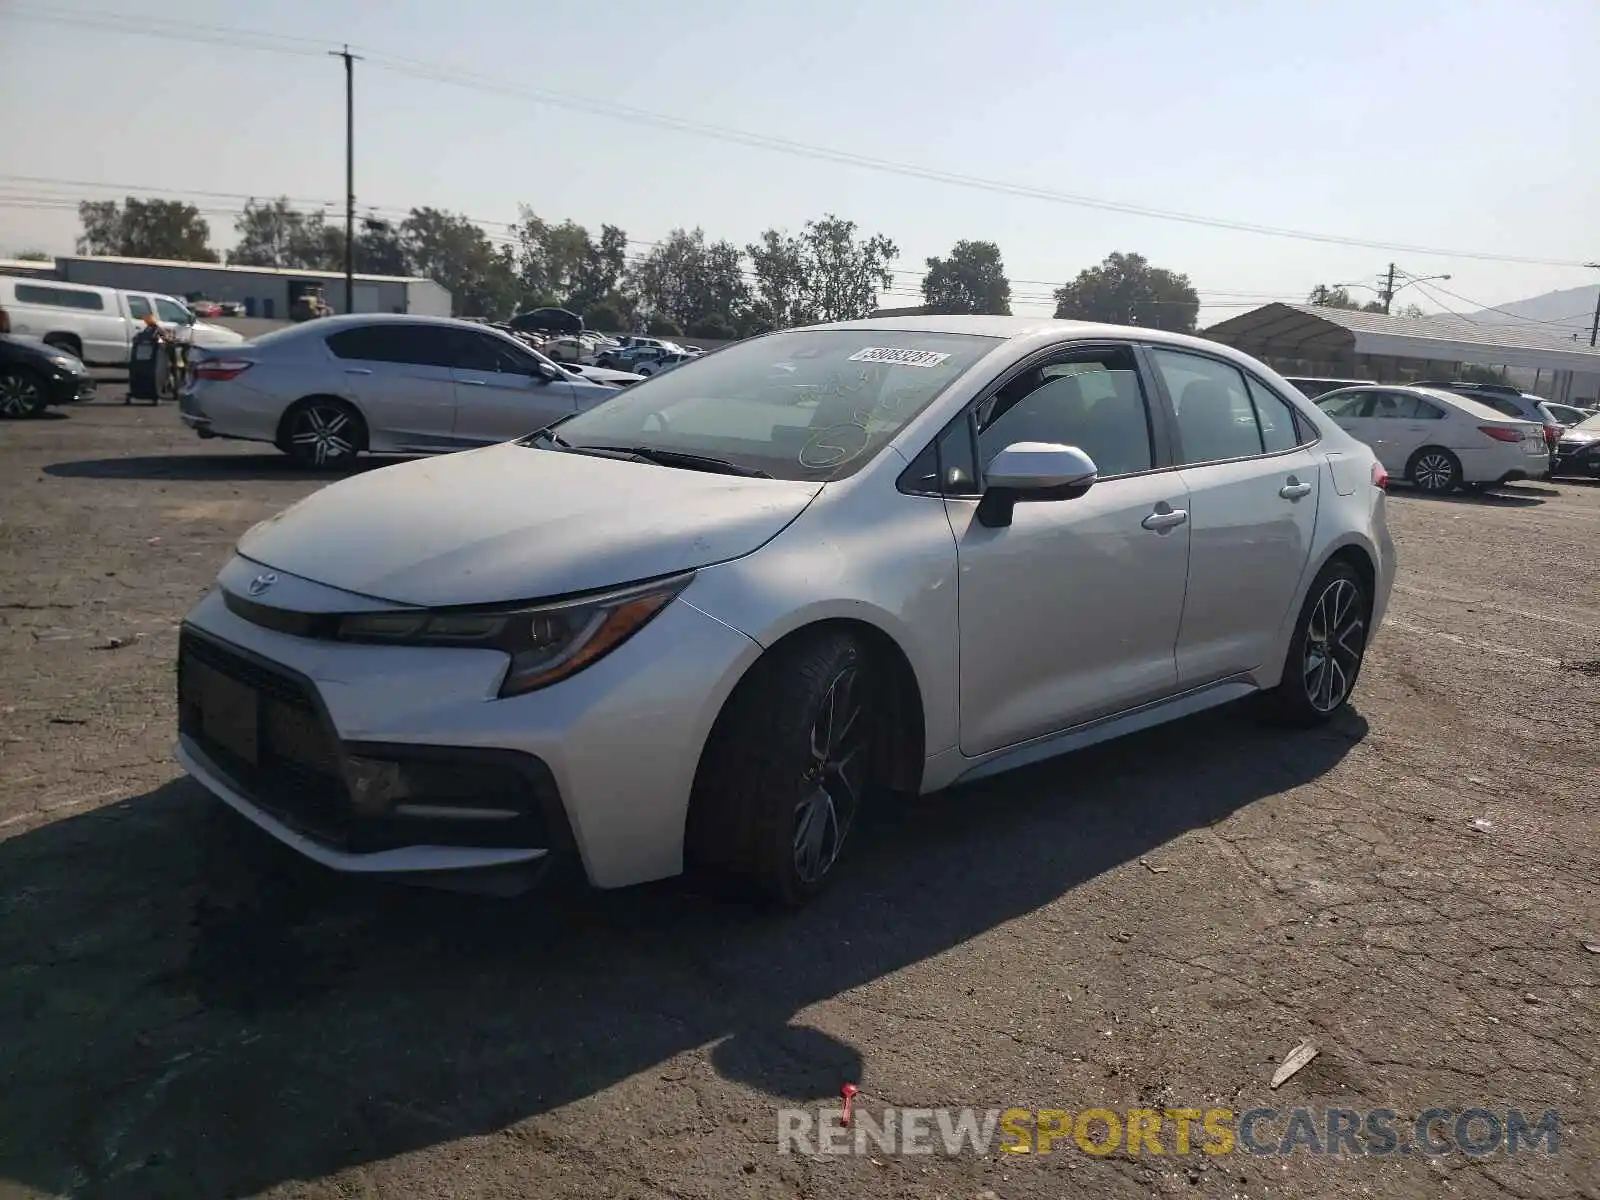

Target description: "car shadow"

left=43, top=453, right=418, bottom=483
left=1386, top=485, right=1545, bottom=508
left=0, top=703, right=1368, bottom=1198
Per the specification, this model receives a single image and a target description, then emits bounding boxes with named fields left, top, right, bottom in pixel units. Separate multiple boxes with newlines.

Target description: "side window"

left=1371, top=392, right=1433, bottom=419
left=126, top=296, right=152, bottom=321
left=1485, top=396, right=1520, bottom=418
left=1245, top=376, right=1309, bottom=452
left=453, top=331, right=529, bottom=373
left=1416, top=400, right=1446, bottom=420
left=1316, top=390, right=1373, bottom=419
left=900, top=418, right=979, bottom=496
left=1149, top=348, right=1264, bottom=464
left=975, top=345, right=1154, bottom=478
left=327, top=324, right=455, bottom=367
left=15, top=284, right=106, bottom=311
left=153, top=297, right=190, bottom=324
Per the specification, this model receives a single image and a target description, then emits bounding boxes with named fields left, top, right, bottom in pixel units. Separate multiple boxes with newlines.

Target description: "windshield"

left=538, top=328, right=999, bottom=481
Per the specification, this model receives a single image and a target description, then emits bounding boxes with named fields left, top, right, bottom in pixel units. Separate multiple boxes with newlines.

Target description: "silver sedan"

left=176, top=316, right=1396, bottom=905
left=178, top=314, right=640, bottom=466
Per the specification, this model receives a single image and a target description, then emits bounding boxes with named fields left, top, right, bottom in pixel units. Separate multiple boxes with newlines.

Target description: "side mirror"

left=534, top=362, right=562, bottom=384
left=975, top=442, right=1098, bottom=529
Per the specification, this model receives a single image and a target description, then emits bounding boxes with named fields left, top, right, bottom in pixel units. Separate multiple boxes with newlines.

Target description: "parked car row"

left=178, top=314, right=644, bottom=465
left=0, top=274, right=246, bottom=365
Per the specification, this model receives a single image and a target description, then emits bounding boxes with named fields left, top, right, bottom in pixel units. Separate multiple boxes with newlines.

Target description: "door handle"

left=458, top=377, right=487, bottom=386
left=1141, top=505, right=1189, bottom=532
left=343, top=367, right=373, bottom=376
left=1279, top=477, right=1313, bottom=500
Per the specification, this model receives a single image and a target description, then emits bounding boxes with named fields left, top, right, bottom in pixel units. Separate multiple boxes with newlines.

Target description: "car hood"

left=1560, top=427, right=1600, bottom=443
left=236, top=441, right=823, bottom=607
left=563, top=363, right=643, bottom=384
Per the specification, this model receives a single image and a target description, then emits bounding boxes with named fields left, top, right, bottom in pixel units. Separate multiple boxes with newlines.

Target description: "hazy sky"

left=2, top=0, right=1596, bottom=321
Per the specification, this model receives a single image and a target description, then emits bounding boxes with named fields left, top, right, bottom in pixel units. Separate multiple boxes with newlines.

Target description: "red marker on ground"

left=840, top=1083, right=859, bottom=1125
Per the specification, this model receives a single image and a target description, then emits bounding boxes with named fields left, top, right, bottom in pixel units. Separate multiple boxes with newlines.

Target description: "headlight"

left=334, top=573, right=693, bottom=697
left=49, top=354, right=78, bottom=370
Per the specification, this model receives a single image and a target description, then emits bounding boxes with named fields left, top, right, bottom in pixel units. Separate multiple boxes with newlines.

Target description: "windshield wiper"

left=580, top=445, right=772, bottom=478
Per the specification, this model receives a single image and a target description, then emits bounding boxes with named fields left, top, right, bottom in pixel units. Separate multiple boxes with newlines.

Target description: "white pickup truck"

left=0, top=276, right=245, bottom=365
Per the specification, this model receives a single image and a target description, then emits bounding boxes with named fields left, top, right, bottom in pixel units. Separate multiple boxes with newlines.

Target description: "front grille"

left=178, top=629, right=355, bottom=846
left=179, top=628, right=571, bottom=857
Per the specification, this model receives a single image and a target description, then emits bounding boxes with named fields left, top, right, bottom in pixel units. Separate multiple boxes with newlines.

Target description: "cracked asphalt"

left=1, top=401, right=1597, bottom=1200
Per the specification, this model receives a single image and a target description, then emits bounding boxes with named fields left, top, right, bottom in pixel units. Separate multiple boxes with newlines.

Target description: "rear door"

left=1369, top=390, right=1447, bottom=471
left=1147, top=347, right=1323, bottom=686
left=1317, top=388, right=1379, bottom=451
left=323, top=323, right=460, bottom=450
left=449, top=329, right=579, bottom=445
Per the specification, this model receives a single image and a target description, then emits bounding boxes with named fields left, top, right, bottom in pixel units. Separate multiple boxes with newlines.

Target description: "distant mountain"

left=1464, top=283, right=1598, bottom=339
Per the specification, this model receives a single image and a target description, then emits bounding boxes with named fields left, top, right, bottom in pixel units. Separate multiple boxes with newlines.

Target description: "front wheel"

left=280, top=399, right=365, bottom=468
left=0, top=367, right=47, bottom=418
left=687, top=631, right=877, bottom=906
left=1266, top=560, right=1369, bottom=727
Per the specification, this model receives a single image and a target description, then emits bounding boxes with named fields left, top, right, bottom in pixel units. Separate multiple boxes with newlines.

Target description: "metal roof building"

left=48, top=256, right=451, bottom=321
left=1203, top=303, right=1600, bottom=405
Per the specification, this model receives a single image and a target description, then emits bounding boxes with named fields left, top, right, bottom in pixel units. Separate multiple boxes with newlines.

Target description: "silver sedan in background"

left=179, top=314, right=641, bottom=466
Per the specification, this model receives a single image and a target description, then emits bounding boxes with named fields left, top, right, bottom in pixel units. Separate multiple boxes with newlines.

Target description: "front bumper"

left=175, top=564, right=761, bottom=888
left=43, top=369, right=95, bottom=405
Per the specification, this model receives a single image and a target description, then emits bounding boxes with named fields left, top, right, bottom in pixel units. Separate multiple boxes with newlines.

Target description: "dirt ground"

left=1, top=399, right=1597, bottom=1200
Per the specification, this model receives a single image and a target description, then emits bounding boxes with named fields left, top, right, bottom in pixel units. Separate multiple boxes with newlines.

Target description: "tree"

left=1052, top=252, right=1198, bottom=332
left=687, top=314, right=738, bottom=340
left=1307, top=284, right=1384, bottom=314
left=352, top=217, right=411, bottom=277
left=1459, top=363, right=1510, bottom=385
left=794, top=214, right=896, bottom=323
left=921, top=239, right=1011, bottom=315
left=14, top=249, right=50, bottom=262
left=646, top=314, right=684, bottom=337
left=77, top=198, right=218, bottom=261
left=629, top=228, right=749, bottom=329
left=1394, top=302, right=1427, bottom=320
left=584, top=300, right=625, bottom=332
left=745, top=228, right=811, bottom=328
left=402, top=207, right=518, bottom=318
left=513, top=211, right=629, bottom=313
left=228, top=197, right=342, bottom=270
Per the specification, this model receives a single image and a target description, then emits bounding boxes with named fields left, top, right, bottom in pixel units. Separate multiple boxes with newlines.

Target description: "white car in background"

left=180, top=314, right=638, bottom=467
left=0, top=276, right=244, bottom=365
left=1315, top=384, right=1549, bottom=492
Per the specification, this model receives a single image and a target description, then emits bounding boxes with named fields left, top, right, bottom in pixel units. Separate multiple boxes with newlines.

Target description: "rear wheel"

left=0, top=367, right=48, bottom=417
left=279, top=398, right=365, bottom=468
left=1266, top=559, right=1369, bottom=726
left=687, top=630, right=878, bottom=906
left=1407, top=447, right=1461, bottom=493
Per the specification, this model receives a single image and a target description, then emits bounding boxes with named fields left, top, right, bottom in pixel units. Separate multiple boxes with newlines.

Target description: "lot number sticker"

left=847, top=347, right=951, bottom=368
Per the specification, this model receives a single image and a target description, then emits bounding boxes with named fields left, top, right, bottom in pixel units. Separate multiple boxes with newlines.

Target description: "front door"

left=448, top=330, right=579, bottom=445
left=1146, top=348, right=1322, bottom=684
left=948, top=343, right=1190, bottom=756
left=322, top=322, right=460, bottom=450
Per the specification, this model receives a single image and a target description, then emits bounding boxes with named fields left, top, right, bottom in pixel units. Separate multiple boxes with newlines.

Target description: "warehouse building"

left=1203, top=303, right=1600, bottom=406
left=47, top=255, right=451, bottom=320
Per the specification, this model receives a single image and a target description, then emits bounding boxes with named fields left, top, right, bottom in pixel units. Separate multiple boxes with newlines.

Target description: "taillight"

left=1543, top=424, right=1560, bottom=448
left=1478, top=426, right=1523, bottom=443
left=1371, top=461, right=1388, bottom=489
left=193, top=359, right=254, bottom=381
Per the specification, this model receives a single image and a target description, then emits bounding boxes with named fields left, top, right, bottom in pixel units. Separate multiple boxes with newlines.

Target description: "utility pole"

left=1381, top=262, right=1397, bottom=315
left=330, top=45, right=361, bottom=315
left=1585, top=262, right=1600, bottom=347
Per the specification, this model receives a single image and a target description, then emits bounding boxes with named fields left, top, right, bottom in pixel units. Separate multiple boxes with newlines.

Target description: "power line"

left=6, top=4, right=1593, bottom=270
left=1394, top=269, right=1595, bottom=328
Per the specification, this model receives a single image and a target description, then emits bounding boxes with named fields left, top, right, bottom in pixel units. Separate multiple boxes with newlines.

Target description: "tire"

left=1407, top=447, right=1461, bottom=494
left=0, top=367, right=48, bottom=418
left=278, top=398, right=366, bottom=468
left=1265, top=559, right=1370, bottom=727
left=687, top=630, right=878, bottom=907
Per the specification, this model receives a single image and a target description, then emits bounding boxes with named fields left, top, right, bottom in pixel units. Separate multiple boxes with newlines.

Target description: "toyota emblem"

left=247, top=572, right=278, bottom=597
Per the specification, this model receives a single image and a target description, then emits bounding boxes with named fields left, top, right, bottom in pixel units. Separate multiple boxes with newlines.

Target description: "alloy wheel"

left=792, top=666, right=869, bottom=885
left=290, top=404, right=356, bottom=465
left=1302, top=577, right=1365, bottom=713
left=0, top=372, right=41, bottom=417
left=1413, top=452, right=1456, bottom=492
